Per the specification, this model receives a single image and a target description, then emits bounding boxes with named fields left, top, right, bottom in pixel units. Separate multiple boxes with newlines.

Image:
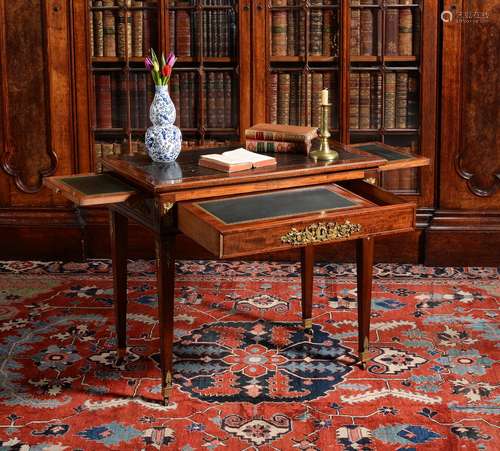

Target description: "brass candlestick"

left=309, top=103, right=339, bottom=162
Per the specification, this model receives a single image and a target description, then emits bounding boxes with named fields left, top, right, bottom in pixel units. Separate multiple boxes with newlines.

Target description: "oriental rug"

left=0, top=260, right=498, bottom=450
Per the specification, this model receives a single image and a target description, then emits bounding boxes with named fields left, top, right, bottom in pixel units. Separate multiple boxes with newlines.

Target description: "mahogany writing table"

left=45, top=143, right=428, bottom=405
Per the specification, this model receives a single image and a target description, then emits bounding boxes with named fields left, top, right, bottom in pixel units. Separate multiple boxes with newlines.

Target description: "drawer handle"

left=281, top=221, right=362, bottom=246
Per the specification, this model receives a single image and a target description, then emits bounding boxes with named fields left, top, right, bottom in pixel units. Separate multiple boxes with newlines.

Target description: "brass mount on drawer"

left=281, top=221, right=362, bottom=246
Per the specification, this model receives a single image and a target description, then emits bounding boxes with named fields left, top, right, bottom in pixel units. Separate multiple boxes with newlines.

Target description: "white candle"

left=321, top=88, right=329, bottom=105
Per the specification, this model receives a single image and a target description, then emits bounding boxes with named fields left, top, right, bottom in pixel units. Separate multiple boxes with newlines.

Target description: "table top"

left=102, top=146, right=386, bottom=194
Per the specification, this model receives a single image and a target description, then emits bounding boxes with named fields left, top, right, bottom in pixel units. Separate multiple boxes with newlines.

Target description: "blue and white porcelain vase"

left=145, top=85, right=182, bottom=163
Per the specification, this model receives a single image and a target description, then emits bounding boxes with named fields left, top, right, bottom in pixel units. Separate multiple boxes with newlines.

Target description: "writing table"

left=45, top=142, right=428, bottom=405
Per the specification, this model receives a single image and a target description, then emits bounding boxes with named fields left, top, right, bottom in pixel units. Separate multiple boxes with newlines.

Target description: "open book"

left=198, top=148, right=277, bottom=173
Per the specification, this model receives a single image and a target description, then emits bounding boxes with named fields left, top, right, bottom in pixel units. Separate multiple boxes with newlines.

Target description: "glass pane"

left=384, top=0, right=420, bottom=57
left=383, top=134, right=419, bottom=192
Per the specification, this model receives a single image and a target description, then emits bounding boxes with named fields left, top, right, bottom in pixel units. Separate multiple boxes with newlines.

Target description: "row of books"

left=271, top=1, right=337, bottom=57
left=169, top=1, right=237, bottom=57
left=94, top=73, right=154, bottom=129
left=351, top=0, right=416, bottom=56
left=349, top=71, right=418, bottom=130
left=268, top=72, right=338, bottom=129
left=89, top=1, right=157, bottom=58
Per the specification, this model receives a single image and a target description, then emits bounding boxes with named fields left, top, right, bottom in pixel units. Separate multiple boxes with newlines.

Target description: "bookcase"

left=82, top=0, right=436, bottom=205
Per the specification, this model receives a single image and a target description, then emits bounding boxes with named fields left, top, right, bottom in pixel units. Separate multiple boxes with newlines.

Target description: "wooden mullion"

left=339, top=0, right=350, bottom=143
left=198, top=0, right=205, bottom=146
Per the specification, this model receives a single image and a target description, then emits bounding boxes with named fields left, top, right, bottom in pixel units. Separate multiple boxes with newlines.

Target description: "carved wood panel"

left=0, top=0, right=57, bottom=194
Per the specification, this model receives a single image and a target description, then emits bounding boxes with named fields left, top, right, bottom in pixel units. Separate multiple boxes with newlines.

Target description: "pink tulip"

left=144, top=57, right=153, bottom=71
left=166, top=52, right=177, bottom=67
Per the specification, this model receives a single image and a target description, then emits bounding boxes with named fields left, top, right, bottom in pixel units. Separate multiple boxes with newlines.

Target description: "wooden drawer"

left=178, top=180, right=416, bottom=258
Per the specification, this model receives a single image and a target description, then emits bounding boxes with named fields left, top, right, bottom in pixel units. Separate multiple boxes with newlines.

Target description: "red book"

left=176, top=1, right=191, bottom=57
left=95, top=74, right=112, bottom=128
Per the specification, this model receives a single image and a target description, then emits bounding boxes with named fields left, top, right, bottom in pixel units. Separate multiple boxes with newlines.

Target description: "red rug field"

left=0, top=260, right=498, bottom=450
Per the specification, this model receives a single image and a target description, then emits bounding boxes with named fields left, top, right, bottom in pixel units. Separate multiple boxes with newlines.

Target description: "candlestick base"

left=309, top=103, right=339, bottom=162
left=309, top=145, right=339, bottom=162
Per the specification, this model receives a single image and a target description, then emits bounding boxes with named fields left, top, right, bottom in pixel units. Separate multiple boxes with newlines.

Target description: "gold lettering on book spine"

left=281, top=221, right=362, bottom=246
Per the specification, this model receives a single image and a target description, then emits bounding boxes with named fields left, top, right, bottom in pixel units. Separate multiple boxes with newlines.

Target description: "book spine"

left=359, top=72, right=371, bottom=129
left=169, top=5, right=176, bottom=53
left=245, top=130, right=313, bottom=144
left=309, top=0, right=323, bottom=56
left=132, top=1, right=143, bottom=57
left=349, top=72, right=360, bottom=129
left=94, top=1, right=104, bottom=57
left=306, top=72, right=312, bottom=125
left=360, top=1, right=373, bottom=55
left=322, top=1, right=333, bottom=57
left=188, top=72, right=196, bottom=128
left=311, top=72, right=322, bottom=129
left=384, top=72, right=396, bottom=128
left=206, top=1, right=212, bottom=57
left=396, top=72, right=408, bottom=128
left=207, top=72, right=216, bottom=128
left=170, top=73, right=180, bottom=127
left=113, top=142, right=122, bottom=156
left=176, top=1, right=192, bottom=57
left=385, top=0, right=399, bottom=55
left=217, top=1, right=224, bottom=58
left=142, top=4, right=151, bottom=55
left=271, top=1, right=287, bottom=56
left=399, top=0, right=413, bottom=56
left=350, top=1, right=360, bottom=56
left=407, top=73, right=418, bottom=128
left=180, top=72, right=189, bottom=128
left=287, top=5, right=296, bottom=56
left=103, top=0, right=116, bottom=57
left=133, top=72, right=140, bottom=129
left=111, top=74, right=119, bottom=127
left=370, top=72, right=382, bottom=129
left=95, top=74, right=112, bottom=128
left=215, top=72, right=225, bottom=127
left=245, top=139, right=304, bottom=154
left=89, top=1, right=95, bottom=57
left=146, top=75, right=154, bottom=126
left=116, top=1, right=126, bottom=57
left=277, top=73, right=290, bottom=125
left=298, top=9, right=305, bottom=56
left=138, top=72, right=147, bottom=128
left=95, top=143, right=103, bottom=172
left=289, top=72, right=298, bottom=126
left=221, top=2, right=229, bottom=57
left=269, top=73, right=278, bottom=124
left=224, top=72, right=232, bottom=128
left=298, top=72, right=305, bottom=125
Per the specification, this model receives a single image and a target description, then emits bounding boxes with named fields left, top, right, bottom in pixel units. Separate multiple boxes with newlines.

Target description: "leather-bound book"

left=349, top=72, right=360, bottom=129
left=146, top=75, right=154, bottom=126
left=215, top=72, right=225, bottom=127
left=396, top=72, right=408, bottom=129
left=95, top=143, right=103, bottom=172
left=272, top=1, right=287, bottom=56
left=188, top=72, right=196, bottom=128
left=399, top=0, right=413, bottom=56
left=103, top=0, right=116, bottom=57
left=142, top=3, right=150, bottom=56
left=245, top=123, right=318, bottom=145
left=278, top=73, right=290, bottom=125
left=137, top=72, right=147, bottom=128
left=385, top=0, right=398, bottom=55
left=111, top=74, right=119, bottom=127
left=370, top=72, right=382, bottom=129
left=217, top=1, right=224, bottom=57
left=206, top=72, right=216, bottom=128
left=126, top=0, right=133, bottom=56
left=384, top=72, right=396, bottom=129
left=359, top=72, right=370, bottom=129
left=306, top=72, right=312, bottom=126
left=350, top=1, right=360, bottom=56
left=311, top=72, right=322, bottom=129
left=246, top=139, right=303, bottom=154
left=132, top=1, right=143, bottom=57
left=360, top=1, right=373, bottom=55
left=269, top=73, right=278, bottom=124
left=95, top=74, right=112, bottom=128
left=169, top=7, right=176, bottom=53
left=94, top=1, right=104, bottom=57
left=179, top=72, right=189, bottom=128
left=224, top=72, right=232, bottom=128
left=89, top=1, right=94, bottom=57
left=221, top=4, right=229, bottom=57
left=176, top=1, right=191, bottom=57
left=131, top=72, right=140, bottom=129
left=406, top=74, right=418, bottom=128
left=289, top=72, right=298, bottom=126
left=116, top=1, right=126, bottom=57
left=323, top=0, right=333, bottom=57
left=298, top=9, right=305, bottom=56
left=298, top=72, right=305, bottom=125
left=113, top=142, right=122, bottom=156
left=287, top=4, right=296, bottom=56
left=309, top=0, right=323, bottom=56
left=170, top=73, right=181, bottom=127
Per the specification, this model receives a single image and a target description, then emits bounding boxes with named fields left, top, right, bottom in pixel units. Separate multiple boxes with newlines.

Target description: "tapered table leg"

left=155, top=234, right=176, bottom=405
left=301, top=246, right=315, bottom=335
left=110, top=209, right=128, bottom=364
left=356, top=237, right=374, bottom=369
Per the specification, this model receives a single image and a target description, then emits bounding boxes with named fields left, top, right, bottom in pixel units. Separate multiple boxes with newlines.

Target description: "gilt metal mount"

left=281, top=221, right=362, bottom=246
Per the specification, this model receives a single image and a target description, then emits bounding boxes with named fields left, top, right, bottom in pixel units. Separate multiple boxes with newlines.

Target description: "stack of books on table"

left=245, top=123, right=318, bottom=155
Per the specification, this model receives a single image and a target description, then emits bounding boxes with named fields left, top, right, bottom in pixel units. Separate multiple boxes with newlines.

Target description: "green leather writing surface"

left=356, top=144, right=410, bottom=161
left=198, top=187, right=357, bottom=224
left=59, top=174, right=134, bottom=195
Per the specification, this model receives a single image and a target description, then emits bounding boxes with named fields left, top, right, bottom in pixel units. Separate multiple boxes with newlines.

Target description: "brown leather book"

left=272, top=1, right=287, bottom=56
left=179, top=72, right=189, bottom=128
left=384, top=72, right=396, bottom=129
left=142, top=3, right=151, bottom=56
left=206, top=72, right=216, bottom=128
left=199, top=148, right=276, bottom=173
left=349, top=72, right=360, bottom=129
left=93, top=1, right=104, bottom=57
left=187, top=72, right=196, bottom=128
left=169, top=7, right=176, bottom=53
left=287, top=4, right=296, bottom=56
left=95, top=73, right=112, bottom=128
left=309, top=0, right=323, bottom=56
left=103, top=0, right=116, bottom=57
left=126, top=0, right=132, bottom=57
left=360, top=1, right=373, bottom=55
left=116, top=1, right=126, bottom=57
left=350, top=1, right=360, bottom=56
left=370, top=72, right=382, bottom=129
left=298, top=72, right=305, bottom=126
left=399, top=0, right=413, bottom=56
left=132, top=1, right=143, bottom=57
left=359, top=72, right=371, bottom=129
left=269, top=73, right=278, bottom=124
left=407, top=74, right=418, bottom=128
left=224, top=72, right=232, bottom=128
left=170, top=73, right=180, bottom=127
left=322, top=1, right=334, bottom=57
left=396, top=72, right=408, bottom=128
left=306, top=72, right=312, bottom=126
left=289, top=72, right=299, bottom=126
left=137, top=72, right=147, bottom=128
left=311, top=72, right=323, bottom=129
left=278, top=73, right=290, bottom=125
left=176, top=1, right=192, bottom=57
left=215, top=72, right=225, bottom=128
left=245, top=123, right=318, bottom=144
left=89, top=1, right=94, bottom=57
left=385, top=0, right=399, bottom=55
left=298, top=9, right=305, bottom=56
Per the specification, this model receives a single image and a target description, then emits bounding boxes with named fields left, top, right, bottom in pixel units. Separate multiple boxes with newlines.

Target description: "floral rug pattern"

left=0, top=260, right=498, bottom=450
